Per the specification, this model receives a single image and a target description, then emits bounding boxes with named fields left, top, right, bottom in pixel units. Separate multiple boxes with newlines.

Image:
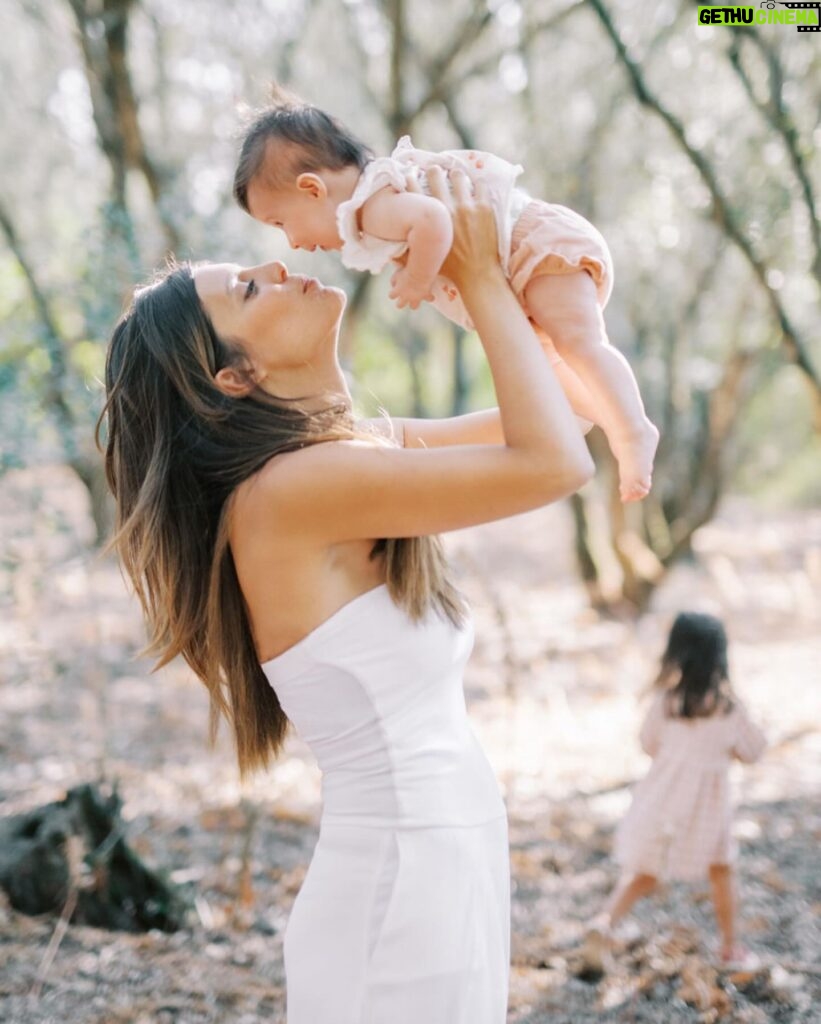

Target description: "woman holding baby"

left=98, top=100, right=594, bottom=1022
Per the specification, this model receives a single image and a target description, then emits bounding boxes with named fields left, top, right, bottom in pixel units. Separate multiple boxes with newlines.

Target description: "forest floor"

left=1, top=465, right=819, bottom=1024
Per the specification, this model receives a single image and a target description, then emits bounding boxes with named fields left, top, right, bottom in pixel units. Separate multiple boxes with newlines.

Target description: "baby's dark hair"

left=233, top=85, right=373, bottom=211
left=656, top=612, right=734, bottom=719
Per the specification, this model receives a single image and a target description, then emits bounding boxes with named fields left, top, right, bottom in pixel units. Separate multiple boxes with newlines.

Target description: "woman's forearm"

left=460, top=268, right=593, bottom=478
left=399, top=164, right=592, bottom=491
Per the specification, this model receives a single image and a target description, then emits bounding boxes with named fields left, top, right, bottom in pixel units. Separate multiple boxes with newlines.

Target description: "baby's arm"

left=360, top=187, right=453, bottom=309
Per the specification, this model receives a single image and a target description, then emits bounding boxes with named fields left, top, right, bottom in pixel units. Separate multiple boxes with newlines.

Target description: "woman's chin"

left=325, top=284, right=347, bottom=309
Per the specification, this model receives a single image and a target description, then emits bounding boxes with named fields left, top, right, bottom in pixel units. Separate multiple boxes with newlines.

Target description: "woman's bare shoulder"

left=228, top=451, right=335, bottom=592
left=231, top=440, right=372, bottom=522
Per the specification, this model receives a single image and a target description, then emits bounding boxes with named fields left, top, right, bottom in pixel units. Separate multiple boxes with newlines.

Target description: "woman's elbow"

left=558, top=448, right=595, bottom=496
left=532, top=449, right=594, bottom=503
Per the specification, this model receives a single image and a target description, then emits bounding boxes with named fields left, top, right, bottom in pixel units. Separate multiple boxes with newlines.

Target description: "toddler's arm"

left=638, top=693, right=666, bottom=757
left=360, top=187, right=453, bottom=309
left=731, top=702, right=767, bottom=764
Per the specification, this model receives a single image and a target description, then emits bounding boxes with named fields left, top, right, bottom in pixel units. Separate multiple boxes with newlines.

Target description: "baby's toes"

left=620, top=478, right=652, bottom=503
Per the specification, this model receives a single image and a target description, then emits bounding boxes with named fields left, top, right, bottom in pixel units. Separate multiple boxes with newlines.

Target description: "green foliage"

left=69, top=340, right=105, bottom=383
left=352, top=319, right=418, bottom=417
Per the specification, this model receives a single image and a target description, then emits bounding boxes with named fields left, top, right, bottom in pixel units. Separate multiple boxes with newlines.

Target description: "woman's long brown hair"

left=97, top=264, right=464, bottom=777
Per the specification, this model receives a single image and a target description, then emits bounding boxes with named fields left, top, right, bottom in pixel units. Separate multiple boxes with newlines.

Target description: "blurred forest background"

left=1, top=1, right=819, bottom=1022
left=2, top=0, right=820, bottom=603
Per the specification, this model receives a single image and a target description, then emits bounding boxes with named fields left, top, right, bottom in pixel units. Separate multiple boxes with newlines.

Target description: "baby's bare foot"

left=612, top=420, right=659, bottom=502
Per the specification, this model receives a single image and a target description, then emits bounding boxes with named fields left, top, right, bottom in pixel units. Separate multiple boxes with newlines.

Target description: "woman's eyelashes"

left=244, top=278, right=257, bottom=301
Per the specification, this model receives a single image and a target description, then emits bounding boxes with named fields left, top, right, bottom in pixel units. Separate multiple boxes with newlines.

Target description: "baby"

left=233, top=93, right=658, bottom=501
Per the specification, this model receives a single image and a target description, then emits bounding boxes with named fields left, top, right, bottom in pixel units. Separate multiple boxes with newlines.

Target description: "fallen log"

left=0, top=782, right=187, bottom=932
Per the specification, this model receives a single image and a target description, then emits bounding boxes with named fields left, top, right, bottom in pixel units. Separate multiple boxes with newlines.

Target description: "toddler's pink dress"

left=336, top=136, right=614, bottom=331
left=614, top=694, right=766, bottom=881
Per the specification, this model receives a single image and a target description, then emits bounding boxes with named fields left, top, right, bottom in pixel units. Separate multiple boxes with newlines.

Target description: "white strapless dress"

left=261, top=584, right=510, bottom=1023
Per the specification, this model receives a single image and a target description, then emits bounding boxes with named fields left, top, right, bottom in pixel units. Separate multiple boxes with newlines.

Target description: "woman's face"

left=194, top=261, right=346, bottom=387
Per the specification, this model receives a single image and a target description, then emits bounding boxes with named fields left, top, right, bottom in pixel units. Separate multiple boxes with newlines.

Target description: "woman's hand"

left=405, top=165, right=502, bottom=293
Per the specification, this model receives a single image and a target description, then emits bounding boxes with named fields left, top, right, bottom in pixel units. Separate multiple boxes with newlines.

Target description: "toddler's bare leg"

left=581, top=872, right=656, bottom=969
left=606, top=872, right=658, bottom=927
left=708, top=863, right=736, bottom=958
left=525, top=272, right=658, bottom=501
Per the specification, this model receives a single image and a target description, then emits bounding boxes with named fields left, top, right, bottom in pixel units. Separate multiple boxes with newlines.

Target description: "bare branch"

left=727, top=29, right=821, bottom=283
left=431, top=2, right=585, bottom=98
left=584, top=0, right=821, bottom=405
left=388, top=0, right=406, bottom=132
left=411, top=3, right=494, bottom=120
left=374, top=0, right=497, bottom=128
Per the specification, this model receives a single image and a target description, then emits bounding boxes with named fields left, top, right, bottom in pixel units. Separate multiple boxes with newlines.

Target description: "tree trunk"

left=571, top=347, right=755, bottom=614
left=71, top=456, right=115, bottom=547
left=67, top=0, right=180, bottom=257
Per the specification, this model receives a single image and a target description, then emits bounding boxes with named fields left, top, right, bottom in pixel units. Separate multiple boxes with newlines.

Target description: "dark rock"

left=0, top=783, right=188, bottom=932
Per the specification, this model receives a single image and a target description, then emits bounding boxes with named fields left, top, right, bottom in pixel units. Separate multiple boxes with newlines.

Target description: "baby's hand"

left=389, top=265, right=435, bottom=310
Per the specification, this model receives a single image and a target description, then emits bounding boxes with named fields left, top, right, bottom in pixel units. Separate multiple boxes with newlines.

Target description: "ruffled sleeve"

left=336, top=157, right=410, bottom=274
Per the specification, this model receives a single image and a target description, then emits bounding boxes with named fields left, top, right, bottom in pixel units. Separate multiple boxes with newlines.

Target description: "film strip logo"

left=699, top=4, right=821, bottom=32
left=774, top=2, right=821, bottom=31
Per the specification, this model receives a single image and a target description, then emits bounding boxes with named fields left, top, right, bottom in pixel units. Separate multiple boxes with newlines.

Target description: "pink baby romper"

left=336, top=136, right=614, bottom=332
left=614, top=693, right=766, bottom=881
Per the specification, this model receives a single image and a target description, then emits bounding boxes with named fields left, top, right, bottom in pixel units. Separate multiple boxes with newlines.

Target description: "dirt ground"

left=1, top=465, right=819, bottom=1023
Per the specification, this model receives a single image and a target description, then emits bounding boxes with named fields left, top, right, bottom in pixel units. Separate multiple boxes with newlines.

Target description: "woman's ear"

left=215, top=366, right=255, bottom=397
left=295, top=172, right=328, bottom=200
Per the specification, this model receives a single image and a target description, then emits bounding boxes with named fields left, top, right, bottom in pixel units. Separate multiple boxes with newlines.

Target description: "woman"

left=98, top=168, right=593, bottom=1023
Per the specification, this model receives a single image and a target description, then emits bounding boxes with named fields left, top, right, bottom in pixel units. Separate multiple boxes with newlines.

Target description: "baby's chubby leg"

left=525, top=272, right=659, bottom=502
left=531, top=325, right=599, bottom=427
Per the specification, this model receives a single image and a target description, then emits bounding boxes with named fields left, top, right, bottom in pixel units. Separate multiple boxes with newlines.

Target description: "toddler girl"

left=233, top=92, right=659, bottom=502
left=596, top=612, right=766, bottom=966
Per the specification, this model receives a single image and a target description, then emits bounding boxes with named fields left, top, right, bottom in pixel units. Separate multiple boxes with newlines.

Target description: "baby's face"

left=246, top=176, right=342, bottom=253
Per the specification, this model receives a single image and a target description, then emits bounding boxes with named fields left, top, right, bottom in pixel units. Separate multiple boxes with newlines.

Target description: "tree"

left=558, top=0, right=820, bottom=610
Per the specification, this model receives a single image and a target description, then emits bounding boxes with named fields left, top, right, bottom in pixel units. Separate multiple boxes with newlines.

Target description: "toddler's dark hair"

left=656, top=612, right=734, bottom=719
left=233, top=85, right=373, bottom=211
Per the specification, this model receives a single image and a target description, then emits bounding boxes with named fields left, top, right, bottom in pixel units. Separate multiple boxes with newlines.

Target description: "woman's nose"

left=245, top=261, right=288, bottom=283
